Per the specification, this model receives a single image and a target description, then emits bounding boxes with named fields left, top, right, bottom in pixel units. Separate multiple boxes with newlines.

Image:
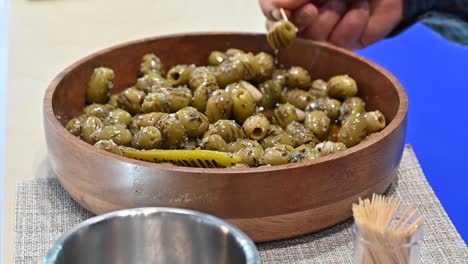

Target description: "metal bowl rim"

left=43, top=207, right=261, bottom=264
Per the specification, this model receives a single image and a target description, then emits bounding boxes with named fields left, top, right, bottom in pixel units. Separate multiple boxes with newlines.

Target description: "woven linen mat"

left=15, top=145, right=468, bottom=263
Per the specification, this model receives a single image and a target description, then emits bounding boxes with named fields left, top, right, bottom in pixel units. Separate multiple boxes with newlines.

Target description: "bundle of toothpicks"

left=352, top=194, right=424, bottom=264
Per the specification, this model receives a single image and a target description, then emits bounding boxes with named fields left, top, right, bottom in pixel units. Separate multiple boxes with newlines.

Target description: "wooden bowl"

left=44, top=33, right=407, bottom=242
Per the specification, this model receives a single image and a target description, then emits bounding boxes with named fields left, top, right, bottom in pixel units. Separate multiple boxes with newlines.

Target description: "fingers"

left=272, top=0, right=312, bottom=10
left=291, top=3, right=319, bottom=32
left=360, top=0, right=404, bottom=47
left=329, top=0, right=370, bottom=50
left=259, top=0, right=299, bottom=21
left=300, top=0, right=348, bottom=41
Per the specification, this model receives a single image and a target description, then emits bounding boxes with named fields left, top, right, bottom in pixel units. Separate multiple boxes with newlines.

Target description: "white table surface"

left=2, top=1, right=264, bottom=263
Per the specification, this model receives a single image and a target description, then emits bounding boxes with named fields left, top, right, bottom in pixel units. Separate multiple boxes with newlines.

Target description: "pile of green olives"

left=66, top=49, right=387, bottom=168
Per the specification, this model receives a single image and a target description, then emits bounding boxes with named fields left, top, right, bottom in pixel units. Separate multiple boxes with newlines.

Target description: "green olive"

left=141, top=91, right=170, bottom=113
left=287, top=66, right=311, bottom=89
left=81, top=116, right=103, bottom=144
left=273, top=103, right=300, bottom=128
left=261, top=133, right=295, bottom=149
left=105, top=108, right=132, bottom=126
left=200, top=134, right=229, bottom=152
left=166, top=86, right=193, bottom=112
left=132, top=126, right=163, bottom=150
left=236, top=146, right=263, bottom=167
left=267, top=20, right=297, bottom=50
left=65, top=115, right=85, bottom=136
left=232, top=52, right=260, bottom=81
left=86, top=67, right=114, bottom=104
left=327, top=75, right=357, bottom=99
left=225, top=48, right=245, bottom=57
left=167, top=64, right=196, bottom=87
left=205, top=90, right=233, bottom=123
left=214, top=56, right=246, bottom=88
left=135, top=72, right=170, bottom=93
left=281, top=89, right=315, bottom=110
left=337, top=113, right=368, bottom=147
left=365, top=111, right=386, bottom=133
left=227, top=139, right=263, bottom=153
left=304, top=111, right=331, bottom=139
left=188, top=67, right=218, bottom=91
left=286, top=121, right=318, bottom=146
left=259, top=80, right=283, bottom=109
left=208, top=51, right=227, bottom=66
left=232, top=87, right=257, bottom=124
left=272, top=69, right=288, bottom=87
left=176, top=106, right=209, bottom=138
left=309, top=79, right=328, bottom=98
left=315, top=141, right=347, bottom=156
left=91, top=125, right=132, bottom=146
left=94, top=139, right=123, bottom=155
left=291, top=145, right=320, bottom=162
left=130, top=112, right=168, bottom=134
left=254, top=52, right=274, bottom=82
left=108, top=94, right=119, bottom=107
left=140, top=53, right=165, bottom=76
left=339, top=97, right=366, bottom=121
left=192, top=81, right=219, bottom=113
left=117, top=87, right=145, bottom=114
left=260, top=144, right=294, bottom=166
left=306, top=98, right=341, bottom=121
left=205, top=120, right=246, bottom=143
left=267, top=124, right=285, bottom=136
left=242, top=114, right=270, bottom=141
left=84, top=104, right=115, bottom=119
left=157, top=114, right=187, bottom=149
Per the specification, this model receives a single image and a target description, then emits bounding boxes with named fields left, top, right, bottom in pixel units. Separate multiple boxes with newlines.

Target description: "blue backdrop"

left=356, top=23, right=468, bottom=243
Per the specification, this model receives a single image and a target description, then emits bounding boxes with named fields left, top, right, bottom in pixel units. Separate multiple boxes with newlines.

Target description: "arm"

left=390, top=0, right=468, bottom=45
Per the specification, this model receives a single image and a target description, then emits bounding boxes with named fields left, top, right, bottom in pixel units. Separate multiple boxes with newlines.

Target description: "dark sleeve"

left=389, top=0, right=468, bottom=45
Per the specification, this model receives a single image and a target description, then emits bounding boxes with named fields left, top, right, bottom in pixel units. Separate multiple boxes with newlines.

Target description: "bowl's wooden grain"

left=44, top=33, right=407, bottom=242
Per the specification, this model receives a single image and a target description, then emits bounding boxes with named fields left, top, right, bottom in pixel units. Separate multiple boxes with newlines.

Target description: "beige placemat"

left=14, top=145, right=468, bottom=263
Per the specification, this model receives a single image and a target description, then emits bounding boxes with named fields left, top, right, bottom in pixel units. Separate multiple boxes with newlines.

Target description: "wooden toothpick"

left=280, top=8, right=288, bottom=21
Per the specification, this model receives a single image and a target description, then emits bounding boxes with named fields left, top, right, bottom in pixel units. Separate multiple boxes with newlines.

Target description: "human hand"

left=259, top=0, right=404, bottom=50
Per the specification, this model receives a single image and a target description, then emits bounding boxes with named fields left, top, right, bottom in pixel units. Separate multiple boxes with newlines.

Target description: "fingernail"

left=271, top=8, right=282, bottom=20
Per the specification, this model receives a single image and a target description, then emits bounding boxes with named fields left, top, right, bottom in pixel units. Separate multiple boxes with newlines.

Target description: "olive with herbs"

left=286, top=121, right=318, bottom=146
left=208, top=51, right=227, bottom=66
left=94, top=139, right=122, bottom=155
left=281, top=89, right=315, bottom=110
left=242, top=114, right=270, bottom=140
left=91, top=125, right=132, bottom=146
left=135, top=72, right=170, bottom=93
left=236, top=146, right=263, bottom=167
left=176, top=106, right=210, bottom=138
left=365, top=110, right=386, bottom=133
left=117, top=87, right=145, bottom=114
left=327, top=75, right=357, bottom=99
left=105, top=108, right=132, bottom=126
left=86, top=67, right=115, bottom=104
left=132, top=126, right=163, bottom=150
left=205, top=90, right=233, bottom=123
left=287, top=66, right=311, bottom=89
left=337, top=113, right=368, bottom=147
left=232, top=87, right=257, bottom=124
left=304, top=110, right=331, bottom=139
left=167, top=64, right=196, bottom=86
left=84, top=104, right=115, bottom=119
left=255, top=52, right=274, bottom=82
left=260, top=144, right=294, bottom=166
left=157, top=114, right=187, bottom=148
left=200, top=134, right=229, bottom=152
left=140, top=53, right=165, bottom=76
left=81, top=116, right=103, bottom=144
left=259, top=80, right=283, bottom=109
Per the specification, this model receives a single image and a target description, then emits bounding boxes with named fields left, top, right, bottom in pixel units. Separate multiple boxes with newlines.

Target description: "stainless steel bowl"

left=44, top=207, right=261, bottom=264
